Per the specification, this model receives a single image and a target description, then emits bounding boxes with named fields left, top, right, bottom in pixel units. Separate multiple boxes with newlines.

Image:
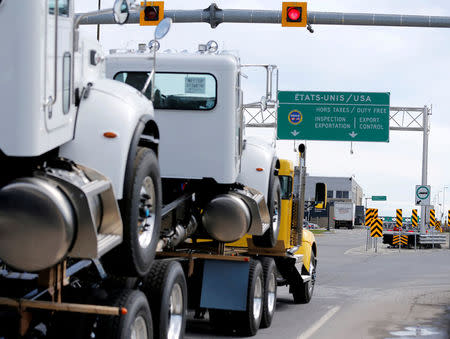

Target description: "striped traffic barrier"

left=401, top=235, right=408, bottom=246
left=393, top=235, right=399, bottom=245
left=365, top=208, right=375, bottom=226
left=396, top=209, right=403, bottom=230
left=411, top=209, right=418, bottom=228
left=430, top=209, right=436, bottom=228
left=370, top=218, right=383, bottom=237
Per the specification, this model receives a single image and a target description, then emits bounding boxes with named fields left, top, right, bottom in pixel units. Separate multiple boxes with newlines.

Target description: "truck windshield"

left=49, top=0, right=70, bottom=16
left=279, top=176, right=292, bottom=200
left=114, top=72, right=217, bottom=111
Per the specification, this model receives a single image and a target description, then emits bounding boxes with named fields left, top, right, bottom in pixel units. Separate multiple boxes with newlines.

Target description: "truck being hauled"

left=105, top=45, right=323, bottom=336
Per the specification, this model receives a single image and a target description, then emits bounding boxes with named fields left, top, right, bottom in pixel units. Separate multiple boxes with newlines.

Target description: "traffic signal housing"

left=140, top=1, right=164, bottom=26
left=282, top=2, right=307, bottom=27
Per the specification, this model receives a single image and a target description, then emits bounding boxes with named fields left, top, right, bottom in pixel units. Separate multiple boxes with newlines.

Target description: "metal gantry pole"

left=420, top=106, right=429, bottom=234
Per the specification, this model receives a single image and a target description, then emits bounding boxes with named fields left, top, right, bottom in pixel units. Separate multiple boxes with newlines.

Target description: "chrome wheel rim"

left=267, top=272, right=276, bottom=315
left=138, top=176, right=156, bottom=249
left=308, top=260, right=316, bottom=295
left=131, top=316, right=148, bottom=339
left=168, top=283, right=183, bottom=339
left=253, top=275, right=263, bottom=321
left=272, top=195, right=279, bottom=233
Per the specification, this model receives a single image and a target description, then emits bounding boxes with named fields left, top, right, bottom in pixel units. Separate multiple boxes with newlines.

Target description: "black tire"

left=253, top=177, right=281, bottom=248
left=258, top=257, right=277, bottom=329
left=292, top=251, right=316, bottom=304
left=235, top=259, right=264, bottom=336
left=142, top=260, right=187, bottom=339
left=105, top=147, right=162, bottom=277
left=96, top=289, right=153, bottom=339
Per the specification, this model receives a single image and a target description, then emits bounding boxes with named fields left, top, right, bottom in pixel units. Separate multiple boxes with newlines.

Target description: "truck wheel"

left=292, top=251, right=316, bottom=304
left=258, top=257, right=277, bottom=329
left=253, top=178, right=281, bottom=248
left=97, top=289, right=153, bottom=339
left=235, top=259, right=264, bottom=336
left=142, top=260, right=187, bottom=339
left=106, top=147, right=162, bottom=277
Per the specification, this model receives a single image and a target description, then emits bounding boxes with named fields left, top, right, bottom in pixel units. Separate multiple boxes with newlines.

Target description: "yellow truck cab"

left=229, top=159, right=319, bottom=303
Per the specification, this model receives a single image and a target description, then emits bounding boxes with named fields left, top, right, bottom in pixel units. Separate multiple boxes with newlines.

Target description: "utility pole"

left=97, top=0, right=101, bottom=41
left=298, top=144, right=306, bottom=236
left=420, top=106, right=429, bottom=234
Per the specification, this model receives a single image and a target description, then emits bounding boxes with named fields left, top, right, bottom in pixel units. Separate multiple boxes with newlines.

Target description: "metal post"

left=299, top=145, right=307, bottom=237
left=97, top=0, right=101, bottom=41
left=432, top=224, right=435, bottom=250
left=364, top=197, right=372, bottom=250
left=442, top=186, right=447, bottom=223
left=420, top=106, right=429, bottom=234
left=327, top=203, right=330, bottom=231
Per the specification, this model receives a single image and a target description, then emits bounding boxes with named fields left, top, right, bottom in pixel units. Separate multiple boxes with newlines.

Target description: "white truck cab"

left=0, top=0, right=162, bottom=278
left=108, top=52, right=241, bottom=184
left=106, top=44, right=281, bottom=248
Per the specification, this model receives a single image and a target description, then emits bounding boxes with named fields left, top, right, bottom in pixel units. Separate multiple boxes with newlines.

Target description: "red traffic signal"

left=144, top=6, right=159, bottom=21
left=282, top=2, right=307, bottom=27
left=140, top=1, right=164, bottom=26
left=287, top=7, right=301, bottom=21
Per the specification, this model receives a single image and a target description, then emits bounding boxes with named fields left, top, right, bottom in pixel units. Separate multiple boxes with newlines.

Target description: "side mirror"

left=113, top=0, right=130, bottom=25
left=155, top=17, right=173, bottom=40
left=315, top=183, right=327, bottom=209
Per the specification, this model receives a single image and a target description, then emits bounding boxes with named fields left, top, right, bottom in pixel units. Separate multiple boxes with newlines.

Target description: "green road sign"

left=277, top=91, right=390, bottom=142
left=372, top=196, right=387, bottom=201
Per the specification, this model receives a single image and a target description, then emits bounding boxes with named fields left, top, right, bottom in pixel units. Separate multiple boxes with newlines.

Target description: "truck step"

left=81, top=179, right=111, bottom=197
left=97, top=234, right=122, bottom=257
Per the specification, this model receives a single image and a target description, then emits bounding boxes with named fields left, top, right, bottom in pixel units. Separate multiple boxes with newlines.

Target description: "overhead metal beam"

left=78, top=5, right=450, bottom=29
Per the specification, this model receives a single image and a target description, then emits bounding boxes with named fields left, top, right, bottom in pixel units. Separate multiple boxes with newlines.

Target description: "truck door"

left=45, top=0, right=75, bottom=132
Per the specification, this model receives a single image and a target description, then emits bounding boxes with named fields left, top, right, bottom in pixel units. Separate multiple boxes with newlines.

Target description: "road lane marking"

left=297, top=306, right=341, bottom=339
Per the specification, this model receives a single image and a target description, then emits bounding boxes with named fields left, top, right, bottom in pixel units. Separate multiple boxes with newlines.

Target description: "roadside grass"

left=310, top=229, right=326, bottom=235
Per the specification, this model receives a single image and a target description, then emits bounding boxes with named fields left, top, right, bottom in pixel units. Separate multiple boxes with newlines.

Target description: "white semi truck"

left=105, top=42, right=285, bottom=337
left=0, top=1, right=170, bottom=338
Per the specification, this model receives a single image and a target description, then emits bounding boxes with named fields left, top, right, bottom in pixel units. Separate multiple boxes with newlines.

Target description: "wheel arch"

left=139, top=118, right=160, bottom=156
left=124, top=116, right=160, bottom=197
left=237, top=139, right=278, bottom=202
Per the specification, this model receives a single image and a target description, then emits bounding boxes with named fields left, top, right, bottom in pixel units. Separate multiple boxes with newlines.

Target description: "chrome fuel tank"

left=0, top=177, right=75, bottom=272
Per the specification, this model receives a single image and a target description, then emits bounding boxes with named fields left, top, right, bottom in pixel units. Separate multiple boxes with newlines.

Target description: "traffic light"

left=282, top=2, right=307, bottom=27
left=140, top=1, right=164, bottom=26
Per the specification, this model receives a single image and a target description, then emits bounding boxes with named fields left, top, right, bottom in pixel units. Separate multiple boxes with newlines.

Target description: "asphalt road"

left=185, top=228, right=450, bottom=339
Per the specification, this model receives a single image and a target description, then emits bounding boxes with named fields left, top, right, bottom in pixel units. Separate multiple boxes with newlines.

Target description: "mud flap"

left=200, top=260, right=250, bottom=311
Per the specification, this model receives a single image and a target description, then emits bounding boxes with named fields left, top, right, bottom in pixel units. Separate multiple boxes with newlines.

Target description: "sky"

left=76, top=0, right=450, bottom=218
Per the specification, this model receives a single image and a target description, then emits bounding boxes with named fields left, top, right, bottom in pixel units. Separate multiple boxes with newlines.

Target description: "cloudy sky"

left=76, top=0, right=450, bottom=218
